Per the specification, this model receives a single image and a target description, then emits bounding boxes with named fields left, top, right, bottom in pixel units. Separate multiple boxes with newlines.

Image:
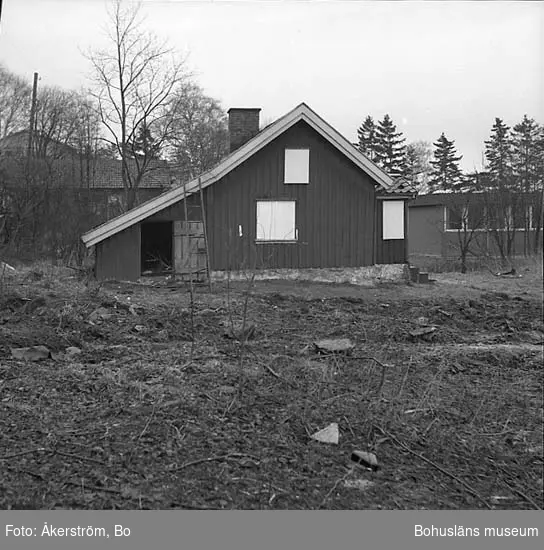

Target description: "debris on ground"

left=314, top=338, right=355, bottom=355
left=11, top=345, right=51, bottom=362
left=344, top=479, right=374, bottom=491
left=223, top=322, right=257, bottom=341
left=351, top=451, right=380, bottom=471
left=311, top=423, right=339, bottom=444
left=88, top=307, right=112, bottom=324
left=409, top=326, right=437, bottom=341
left=0, top=261, right=16, bottom=272
left=0, top=265, right=541, bottom=510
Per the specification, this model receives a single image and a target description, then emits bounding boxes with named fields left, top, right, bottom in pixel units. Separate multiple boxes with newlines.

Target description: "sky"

left=0, top=0, right=542, bottom=172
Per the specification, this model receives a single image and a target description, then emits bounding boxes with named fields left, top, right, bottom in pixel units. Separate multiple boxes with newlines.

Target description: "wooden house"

left=408, top=192, right=543, bottom=262
left=82, top=103, right=415, bottom=281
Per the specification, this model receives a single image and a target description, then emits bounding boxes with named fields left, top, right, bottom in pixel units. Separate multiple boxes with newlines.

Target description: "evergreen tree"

left=429, top=133, right=464, bottom=191
left=511, top=115, right=541, bottom=192
left=131, top=124, right=160, bottom=160
left=357, top=115, right=378, bottom=160
left=485, top=118, right=513, bottom=187
left=483, top=119, right=518, bottom=259
left=374, top=114, right=406, bottom=176
left=511, top=115, right=544, bottom=253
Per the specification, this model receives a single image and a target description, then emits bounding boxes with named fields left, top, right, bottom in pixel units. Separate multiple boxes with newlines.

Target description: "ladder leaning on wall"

left=177, top=176, right=212, bottom=289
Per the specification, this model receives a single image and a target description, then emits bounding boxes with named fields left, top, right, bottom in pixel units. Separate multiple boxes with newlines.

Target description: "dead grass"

left=0, top=264, right=542, bottom=510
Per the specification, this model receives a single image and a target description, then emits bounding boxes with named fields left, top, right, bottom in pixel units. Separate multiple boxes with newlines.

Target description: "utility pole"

left=27, top=72, right=39, bottom=159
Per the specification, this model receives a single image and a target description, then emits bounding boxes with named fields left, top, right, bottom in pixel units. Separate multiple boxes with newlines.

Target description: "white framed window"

left=256, top=200, right=296, bottom=242
left=382, top=200, right=405, bottom=240
left=284, top=149, right=309, bottom=184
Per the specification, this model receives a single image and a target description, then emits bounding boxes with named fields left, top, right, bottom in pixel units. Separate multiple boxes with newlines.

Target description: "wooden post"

left=27, top=72, right=38, bottom=159
left=198, top=177, right=212, bottom=291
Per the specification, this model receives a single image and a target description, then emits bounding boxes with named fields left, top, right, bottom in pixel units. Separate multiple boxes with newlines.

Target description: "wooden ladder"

left=179, top=177, right=212, bottom=289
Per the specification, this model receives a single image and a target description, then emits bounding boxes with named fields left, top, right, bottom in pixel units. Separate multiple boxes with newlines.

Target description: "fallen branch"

left=172, top=453, right=259, bottom=472
left=62, top=480, right=122, bottom=494
left=0, top=447, right=47, bottom=460
left=54, top=450, right=107, bottom=466
left=319, top=470, right=352, bottom=509
left=375, top=426, right=492, bottom=510
left=261, top=362, right=297, bottom=389
left=496, top=466, right=542, bottom=510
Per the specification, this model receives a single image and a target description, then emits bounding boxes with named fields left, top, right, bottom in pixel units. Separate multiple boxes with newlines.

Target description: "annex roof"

left=82, top=102, right=397, bottom=247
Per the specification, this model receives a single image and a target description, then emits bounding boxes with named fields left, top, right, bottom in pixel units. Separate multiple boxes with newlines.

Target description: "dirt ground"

left=0, top=263, right=542, bottom=510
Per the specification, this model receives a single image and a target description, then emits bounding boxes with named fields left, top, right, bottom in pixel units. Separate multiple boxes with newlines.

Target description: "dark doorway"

left=141, top=222, right=173, bottom=275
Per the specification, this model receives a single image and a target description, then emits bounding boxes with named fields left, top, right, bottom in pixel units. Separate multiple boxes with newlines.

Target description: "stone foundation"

left=211, top=264, right=409, bottom=286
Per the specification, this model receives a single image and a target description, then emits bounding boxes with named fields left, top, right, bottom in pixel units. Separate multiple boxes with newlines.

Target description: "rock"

left=11, top=346, right=51, bottom=362
left=133, top=325, right=147, bottom=333
left=351, top=450, right=379, bottom=471
left=88, top=307, right=112, bottom=323
left=65, top=346, right=82, bottom=356
left=344, top=479, right=374, bottom=491
left=409, top=326, right=437, bottom=340
left=311, top=423, right=339, bottom=444
left=314, top=338, right=355, bottom=354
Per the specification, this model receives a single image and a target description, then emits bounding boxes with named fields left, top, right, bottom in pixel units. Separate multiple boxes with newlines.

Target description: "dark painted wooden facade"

left=95, top=224, right=140, bottom=281
left=204, top=121, right=379, bottom=270
left=375, top=198, right=408, bottom=265
left=95, top=121, right=407, bottom=280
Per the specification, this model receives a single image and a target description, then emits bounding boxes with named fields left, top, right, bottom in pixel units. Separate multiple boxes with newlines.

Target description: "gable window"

left=256, top=200, right=296, bottom=242
left=382, top=200, right=404, bottom=240
left=284, top=149, right=309, bottom=184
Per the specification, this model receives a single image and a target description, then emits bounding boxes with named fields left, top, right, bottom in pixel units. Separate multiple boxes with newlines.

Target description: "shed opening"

left=141, top=221, right=173, bottom=275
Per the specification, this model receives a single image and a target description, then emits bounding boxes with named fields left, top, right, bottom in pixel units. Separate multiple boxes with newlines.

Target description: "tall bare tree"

left=86, top=0, right=188, bottom=209
left=0, top=64, right=31, bottom=139
left=166, top=82, right=228, bottom=182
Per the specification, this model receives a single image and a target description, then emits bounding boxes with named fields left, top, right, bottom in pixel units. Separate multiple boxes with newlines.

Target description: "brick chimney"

left=228, top=108, right=261, bottom=153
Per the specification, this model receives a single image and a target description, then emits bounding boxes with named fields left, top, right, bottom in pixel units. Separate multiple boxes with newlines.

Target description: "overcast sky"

left=0, top=0, right=542, bottom=172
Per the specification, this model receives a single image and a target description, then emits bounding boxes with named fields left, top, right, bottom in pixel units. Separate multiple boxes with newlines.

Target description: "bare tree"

left=404, top=141, right=432, bottom=193
left=86, top=0, right=188, bottom=209
left=443, top=191, right=487, bottom=273
left=0, top=64, right=31, bottom=139
left=166, top=82, right=228, bottom=182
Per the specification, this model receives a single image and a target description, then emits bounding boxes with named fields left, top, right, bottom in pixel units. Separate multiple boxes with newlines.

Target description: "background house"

left=408, top=192, right=543, bottom=264
left=0, top=130, right=173, bottom=259
left=82, top=103, right=415, bottom=281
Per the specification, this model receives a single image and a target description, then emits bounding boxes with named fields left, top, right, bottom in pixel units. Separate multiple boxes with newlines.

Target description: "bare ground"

left=0, top=264, right=542, bottom=510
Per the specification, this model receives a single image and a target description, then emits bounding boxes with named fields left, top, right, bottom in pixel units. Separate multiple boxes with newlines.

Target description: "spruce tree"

left=357, top=115, right=378, bottom=160
left=374, top=114, right=406, bottom=176
left=131, top=124, right=160, bottom=159
left=485, top=118, right=513, bottom=187
left=429, top=133, right=464, bottom=191
left=511, top=115, right=544, bottom=253
left=511, top=115, right=541, bottom=192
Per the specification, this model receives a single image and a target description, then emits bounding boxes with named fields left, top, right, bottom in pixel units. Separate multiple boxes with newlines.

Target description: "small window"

left=445, top=206, right=465, bottom=231
left=256, top=200, right=296, bottom=241
left=284, top=149, right=309, bottom=184
left=382, top=200, right=404, bottom=240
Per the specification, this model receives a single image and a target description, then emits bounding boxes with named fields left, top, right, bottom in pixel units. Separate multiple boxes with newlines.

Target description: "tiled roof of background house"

left=90, top=157, right=174, bottom=189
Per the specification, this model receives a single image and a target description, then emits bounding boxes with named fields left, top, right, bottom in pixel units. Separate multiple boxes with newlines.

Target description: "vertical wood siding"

left=375, top=200, right=407, bottom=264
left=96, top=224, right=140, bottom=280
left=94, top=120, right=405, bottom=279
left=205, top=121, right=377, bottom=270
